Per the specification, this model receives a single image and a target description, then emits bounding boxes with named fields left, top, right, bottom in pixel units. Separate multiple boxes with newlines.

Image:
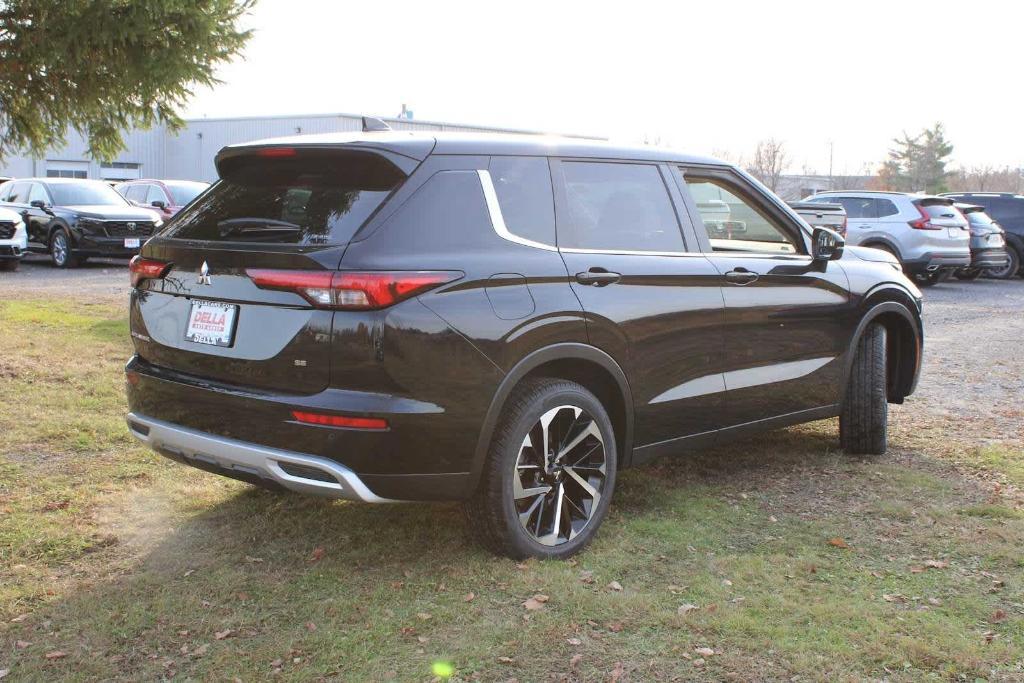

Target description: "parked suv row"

left=941, top=192, right=1024, bottom=279
left=803, top=191, right=971, bottom=285
left=0, top=178, right=164, bottom=267
left=124, top=130, right=924, bottom=558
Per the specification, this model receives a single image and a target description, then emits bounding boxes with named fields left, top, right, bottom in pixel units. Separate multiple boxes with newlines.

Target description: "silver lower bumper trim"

left=126, top=412, right=395, bottom=502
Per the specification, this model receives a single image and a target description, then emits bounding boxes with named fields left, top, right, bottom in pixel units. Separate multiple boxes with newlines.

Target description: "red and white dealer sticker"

left=185, top=300, right=238, bottom=347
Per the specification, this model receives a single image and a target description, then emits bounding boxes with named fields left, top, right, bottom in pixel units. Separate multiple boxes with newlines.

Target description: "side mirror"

left=151, top=200, right=166, bottom=209
left=30, top=199, right=49, bottom=210
left=812, top=227, right=844, bottom=262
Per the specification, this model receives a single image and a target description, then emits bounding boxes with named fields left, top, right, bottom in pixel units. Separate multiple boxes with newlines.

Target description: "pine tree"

left=0, top=0, right=254, bottom=162
left=878, top=123, right=953, bottom=193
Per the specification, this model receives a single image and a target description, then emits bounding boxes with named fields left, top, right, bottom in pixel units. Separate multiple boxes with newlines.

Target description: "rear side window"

left=876, top=198, right=899, bottom=217
left=163, top=151, right=405, bottom=245
left=835, top=197, right=878, bottom=219
left=558, top=161, right=683, bottom=252
left=488, top=156, right=555, bottom=245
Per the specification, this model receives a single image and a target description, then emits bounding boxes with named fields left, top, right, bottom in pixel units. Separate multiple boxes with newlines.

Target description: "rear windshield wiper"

left=217, top=217, right=301, bottom=238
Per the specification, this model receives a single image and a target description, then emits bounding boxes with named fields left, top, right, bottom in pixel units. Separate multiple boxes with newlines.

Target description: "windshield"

left=48, top=182, right=129, bottom=207
left=162, top=151, right=404, bottom=245
left=166, top=181, right=209, bottom=206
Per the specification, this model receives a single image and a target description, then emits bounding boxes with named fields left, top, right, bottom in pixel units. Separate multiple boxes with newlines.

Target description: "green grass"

left=1, top=299, right=1023, bottom=681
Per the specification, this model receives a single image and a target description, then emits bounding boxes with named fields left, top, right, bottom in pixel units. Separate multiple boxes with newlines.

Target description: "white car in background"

left=0, top=205, right=27, bottom=271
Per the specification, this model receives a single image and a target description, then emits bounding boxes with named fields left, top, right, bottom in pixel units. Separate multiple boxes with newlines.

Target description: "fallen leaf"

left=768, top=515, right=778, bottom=522
left=678, top=603, right=699, bottom=615
left=308, top=547, right=325, bottom=563
left=498, top=656, right=514, bottom=664
left=10, top=613, right=29, bottom=623
left=883, top=593, right=907, bottom=603
left=0, top=669, right=8, bottom=679
left=924, top=559, right=949, bottom=569
left=45, top=651, right=67, bottom=660
left=579, top=570, right=595, bottom=584
left=270, top=659, right=283, bottom=667
left=693, top=658, right=706, bottom=667
left=305, top=622, right=317, bottom=632
left=570, top=653, right=583, bottom=669
left=522, top=594, right=549, bottom=610
left=463, top=592, right=475, bottom=603
left=927, top=597, right=942, bottom=606
left=611, top=661, right=625, bottom=681
left=990, top=609, right=1008, bottom=623
left=416, top=612, right=432, bottom=621
left=607, top=621, right=624, bottom=632
left=244, top=556, right=264, bottom=563
left=567, top=637, right=582, bottom=646
left=214, top=629, right=235, bottom=640
left=15, top=640, right=31, bottom=649
left=607, top=580, right=623, bottom=592
left=827, top=537, right=849, bottom=549
left=984, top=630, right=997, bottom=643
left=192, top=644, right=210, bottom=657
left=42, top=499, right=70, bottom=512
left=722, top=579, right=733, bottom=587
left=695, top=647, right=715, bottom=657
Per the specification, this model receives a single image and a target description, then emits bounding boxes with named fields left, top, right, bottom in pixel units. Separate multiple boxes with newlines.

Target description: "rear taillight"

left=291, top=410, right=388, bottom=430
left=129, top=255, right=171, bottom=287
left=246, top=269, right=462, bottom=310
left=908, top=205, right=941, bottom=230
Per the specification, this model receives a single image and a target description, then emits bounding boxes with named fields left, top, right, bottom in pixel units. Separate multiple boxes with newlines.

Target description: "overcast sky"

left=183, top=0, right=1024, bottom=176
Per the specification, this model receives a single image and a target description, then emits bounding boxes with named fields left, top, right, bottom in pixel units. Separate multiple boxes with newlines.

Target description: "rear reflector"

left=247, top=269, right=461, bottom=310
left=291, top=410, right=388, bottom=430
left=129, top=255, right=171, bottom=287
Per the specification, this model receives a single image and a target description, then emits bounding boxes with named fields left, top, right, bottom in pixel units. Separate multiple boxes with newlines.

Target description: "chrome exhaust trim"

left=126, top=412, right=396, bottom=502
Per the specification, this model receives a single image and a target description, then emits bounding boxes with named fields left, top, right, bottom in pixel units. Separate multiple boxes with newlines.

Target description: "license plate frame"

left=185, top=300, right=238, bottom=348
left=124, top=237, right=141, bottom=248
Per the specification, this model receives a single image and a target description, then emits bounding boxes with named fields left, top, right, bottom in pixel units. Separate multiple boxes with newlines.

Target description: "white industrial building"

left=0, top=112, right=574, bottom=183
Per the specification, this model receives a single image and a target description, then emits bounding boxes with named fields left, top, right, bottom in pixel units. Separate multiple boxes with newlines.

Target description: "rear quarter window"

left=488, top=156, right=555, bottom=245
left=163, top=151, right=405, bottom=245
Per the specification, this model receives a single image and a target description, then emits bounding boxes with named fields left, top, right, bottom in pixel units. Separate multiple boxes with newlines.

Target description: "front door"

left=676, top=168, right=854, bottom=430
left=550, top=159, right=727, bottom=452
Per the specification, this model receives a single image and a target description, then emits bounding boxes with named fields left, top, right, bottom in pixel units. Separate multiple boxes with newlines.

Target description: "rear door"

left=131, top=148, right=408, bottom=394
left=551, top=158, right=727, bottom=451
left=832, top=195, right=879, bottom=246
left=676, top=167, right=853, bottom=430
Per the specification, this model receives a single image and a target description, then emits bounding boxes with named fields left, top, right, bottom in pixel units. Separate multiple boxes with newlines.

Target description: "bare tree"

left=947, top=166, right=1022, bottom=193
left=747, top=139, right=788, bottom=191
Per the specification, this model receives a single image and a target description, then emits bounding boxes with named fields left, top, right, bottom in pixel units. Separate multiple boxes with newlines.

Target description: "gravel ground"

left=2, top=256, right=1022, bottom=436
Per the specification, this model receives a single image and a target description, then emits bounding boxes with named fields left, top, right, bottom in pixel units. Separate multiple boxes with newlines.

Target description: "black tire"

left=840, top=323, right=888, bottom=455
left=985, top=247, right=1019, bottom=280
left=955, top=268, right=983, bottom=281
left=464, top=378, right=617, bottom=559
left=913, top=269, right=951, bottom=287
left=50, top=229, right=80, bottom=268
left=0, top=259, right=18, bottom=272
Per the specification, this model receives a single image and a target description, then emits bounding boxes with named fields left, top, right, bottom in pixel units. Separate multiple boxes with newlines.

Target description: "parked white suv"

left=0, top=205, right=28, bottom=271
left=803, top=191, right=970, bottom=285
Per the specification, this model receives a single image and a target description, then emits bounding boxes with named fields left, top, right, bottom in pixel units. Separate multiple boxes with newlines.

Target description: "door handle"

left=724, top=269, right=759, bottom=285
left=575, top=269, right=621, bottom=286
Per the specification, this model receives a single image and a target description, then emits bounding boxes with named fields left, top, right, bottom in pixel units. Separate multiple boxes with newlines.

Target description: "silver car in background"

left=952, top=203, right=1009, bottom=280
left=803, top=191, right=970, bottom=286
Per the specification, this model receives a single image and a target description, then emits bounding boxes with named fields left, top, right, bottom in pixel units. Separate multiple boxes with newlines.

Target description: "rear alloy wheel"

left=840, top=323, right=888, bottom=455
left=985, top=247, right=1019, bottom=280
left=465, top=378, right=616, bottom=559
left=50, top=230, right=79, bottom=268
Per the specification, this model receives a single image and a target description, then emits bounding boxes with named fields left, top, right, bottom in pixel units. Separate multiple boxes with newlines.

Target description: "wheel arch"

left=858, top=237, right=904, bottom=262
left=469, top=343, right=634, bottom=493
left=842, top=293, right=922, bottom=405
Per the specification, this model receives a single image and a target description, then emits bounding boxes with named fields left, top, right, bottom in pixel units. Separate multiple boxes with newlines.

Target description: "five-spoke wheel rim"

left=514, top=404, right=607, bottom=546
left=52, top=233, right=67, bottom=265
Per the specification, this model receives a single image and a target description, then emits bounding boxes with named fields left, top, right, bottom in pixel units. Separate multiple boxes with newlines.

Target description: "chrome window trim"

left=560, top=246, right=703, bottom=257
left=477, top=169, right=558, bottom=252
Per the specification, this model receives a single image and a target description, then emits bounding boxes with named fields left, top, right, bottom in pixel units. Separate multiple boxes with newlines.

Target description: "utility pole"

left=827, top=140, right=834, bottom=189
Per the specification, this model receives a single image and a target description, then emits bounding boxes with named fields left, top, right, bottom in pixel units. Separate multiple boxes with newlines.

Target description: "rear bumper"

left=969, top=247, right=1008, bottom=269
left=903, top=251, right=971, bottom=274
left=127, top=412, right=394, bottom=502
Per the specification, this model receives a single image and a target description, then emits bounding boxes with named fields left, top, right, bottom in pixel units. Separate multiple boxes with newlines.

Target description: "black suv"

left=124, top=130, right=924, bottom=559
left=0, top=178, right=163, bottom=267
left=940, top=192, right=1024, bottom=278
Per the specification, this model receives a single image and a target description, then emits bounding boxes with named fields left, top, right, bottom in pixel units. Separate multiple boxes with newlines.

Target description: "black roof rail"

left=361, top=116, right=392, bottom=132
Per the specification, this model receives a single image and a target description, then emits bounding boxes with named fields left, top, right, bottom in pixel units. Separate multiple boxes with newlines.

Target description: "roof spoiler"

left=362, top=116, right=392, bottom=132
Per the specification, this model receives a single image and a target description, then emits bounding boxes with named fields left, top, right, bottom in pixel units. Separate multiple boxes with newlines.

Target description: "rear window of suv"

left=162, top=151, right=405, bottom=245
left=917, top=202, right=958, bottom=219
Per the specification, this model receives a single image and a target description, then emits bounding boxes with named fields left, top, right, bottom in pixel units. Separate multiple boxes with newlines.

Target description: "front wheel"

left=840, top=323, right=888, bottom=455
left=465, top=378, right=617, bottom=559
left=50, top=230, right=80, bottom=268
